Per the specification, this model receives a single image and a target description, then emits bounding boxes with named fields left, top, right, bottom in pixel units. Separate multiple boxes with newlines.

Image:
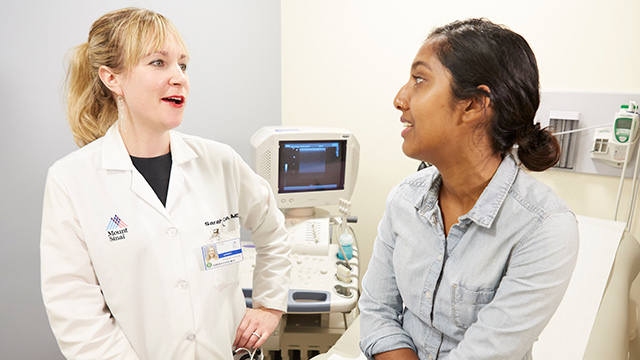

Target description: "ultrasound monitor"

left=251, top=126, right=359, bottom=217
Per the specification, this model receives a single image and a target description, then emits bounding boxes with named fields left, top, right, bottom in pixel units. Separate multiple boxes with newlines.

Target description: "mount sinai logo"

left=105, top=215, right=128, bottom=242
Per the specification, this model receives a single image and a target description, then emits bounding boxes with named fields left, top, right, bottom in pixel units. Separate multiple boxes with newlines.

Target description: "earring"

left=117, top=95, right=126, bottom=135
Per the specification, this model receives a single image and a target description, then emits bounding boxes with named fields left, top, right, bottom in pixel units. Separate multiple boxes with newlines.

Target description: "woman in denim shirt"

left=359, top=18, right=579, bottom=360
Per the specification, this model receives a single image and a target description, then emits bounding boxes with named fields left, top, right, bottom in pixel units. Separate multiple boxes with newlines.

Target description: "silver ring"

left=251, top=332, right=262, bottom=339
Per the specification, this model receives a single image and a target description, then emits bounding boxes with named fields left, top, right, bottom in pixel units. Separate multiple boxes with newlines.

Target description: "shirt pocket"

left=451, top=283, right=496, bottom=330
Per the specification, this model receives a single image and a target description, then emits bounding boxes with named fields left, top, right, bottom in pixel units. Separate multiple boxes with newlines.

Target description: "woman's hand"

left=233, top=307, right=284, bottom=350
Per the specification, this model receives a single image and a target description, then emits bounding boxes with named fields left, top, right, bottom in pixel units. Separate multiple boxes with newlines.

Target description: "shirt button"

left=437, top=254, right=443, bottom=261
left=177, top=280, right=188, bottom=289
left=428, top=354, right=433, bottom=360
left=167, top=228, right=177, bottom=237
left=186, top=333, right=196, bottom=341
left=425, top=291, right=432, bottom=300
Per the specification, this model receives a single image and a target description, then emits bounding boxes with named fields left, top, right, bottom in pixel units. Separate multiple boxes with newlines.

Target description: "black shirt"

left=130, top=152, right=172, bottom=207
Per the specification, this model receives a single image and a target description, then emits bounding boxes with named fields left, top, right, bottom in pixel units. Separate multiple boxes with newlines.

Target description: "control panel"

left=240, top=243, right=359, bottom=314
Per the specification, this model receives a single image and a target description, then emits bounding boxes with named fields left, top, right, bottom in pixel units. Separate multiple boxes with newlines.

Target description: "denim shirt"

left=359, top=155, right=579, bottom=360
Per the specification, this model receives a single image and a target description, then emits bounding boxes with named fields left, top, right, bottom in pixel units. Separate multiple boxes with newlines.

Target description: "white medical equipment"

left=250, top=126, right=360, bottom=217
left=596, top=101, right=640, bottom=226
left=240, top=239, right=359, bottom=314
left=242, top=127, right=361, bottom=359
left=613, top=104, right=640, bottom=144
left=591, top=101, right=640, bottom=168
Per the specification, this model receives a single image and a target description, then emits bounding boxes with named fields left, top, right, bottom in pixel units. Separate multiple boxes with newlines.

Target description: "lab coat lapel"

left=130, top=169, right=167, bottom=214
left=100, top=123, right=172, bottom=218
left=165, top=131, right=197, bottom=211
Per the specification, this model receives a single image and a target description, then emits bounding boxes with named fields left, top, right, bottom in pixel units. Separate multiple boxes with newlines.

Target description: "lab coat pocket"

left=212, top=263, right=240, bottom=292
left=451, top=283, right=496, bottom=330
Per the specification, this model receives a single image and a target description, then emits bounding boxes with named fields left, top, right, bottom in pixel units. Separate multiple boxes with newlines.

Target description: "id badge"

left=201, top=238, right=243, bottom=270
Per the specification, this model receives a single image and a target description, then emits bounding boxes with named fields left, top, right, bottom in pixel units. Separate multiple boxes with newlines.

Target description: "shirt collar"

left=416, top=155, right=519, bottom=229
left=101, top=122, right=198, bottom=170
left=465, top=155, right=518, bottom=228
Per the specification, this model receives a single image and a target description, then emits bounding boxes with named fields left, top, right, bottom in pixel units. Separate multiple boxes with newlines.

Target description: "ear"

left=98, top=65, right=122, bottom=96
left=461, top=85, right=492, bottom=124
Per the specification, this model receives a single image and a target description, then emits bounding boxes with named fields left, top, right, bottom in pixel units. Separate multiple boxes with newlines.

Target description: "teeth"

left=403, top=123, right=413, bottom=128
left=164, top=97, right=183, bottom=104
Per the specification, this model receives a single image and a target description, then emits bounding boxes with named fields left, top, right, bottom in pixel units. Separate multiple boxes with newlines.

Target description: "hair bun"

left=517, top=125, right=560, bottom=171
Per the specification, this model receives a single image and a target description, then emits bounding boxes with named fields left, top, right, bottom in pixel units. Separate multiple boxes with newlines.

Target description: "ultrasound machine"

left=239, top=126, right=360, bottom=360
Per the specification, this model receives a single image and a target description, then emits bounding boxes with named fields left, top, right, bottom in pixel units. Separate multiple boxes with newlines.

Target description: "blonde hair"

left=65, top=8, right=189, bottom=147
left=205, top=246, right=218, bottom=261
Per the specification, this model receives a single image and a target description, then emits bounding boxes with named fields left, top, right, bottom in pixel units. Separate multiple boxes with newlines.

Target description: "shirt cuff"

left=361, top=332, right=417, bottom=358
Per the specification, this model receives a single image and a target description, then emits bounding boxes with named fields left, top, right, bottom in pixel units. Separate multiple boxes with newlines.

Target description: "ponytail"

left=65, top=42, right=117, bottom=147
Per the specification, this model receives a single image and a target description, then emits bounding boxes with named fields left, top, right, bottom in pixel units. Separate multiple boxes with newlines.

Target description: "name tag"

left=201, top=238, right=244, bottom=270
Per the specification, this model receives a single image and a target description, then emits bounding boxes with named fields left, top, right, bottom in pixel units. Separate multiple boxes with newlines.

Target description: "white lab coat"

left=40, top=124, right=291, bottom=360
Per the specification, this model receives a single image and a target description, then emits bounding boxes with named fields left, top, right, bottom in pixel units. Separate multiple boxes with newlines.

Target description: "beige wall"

left=281, top=0, right=640, bottom=282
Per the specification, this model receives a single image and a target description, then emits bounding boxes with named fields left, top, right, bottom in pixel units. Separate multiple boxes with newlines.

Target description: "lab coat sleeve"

left=447, top=210, right=579, bottom=360
left=232, top=152, right=291, bottom=312
left=359, top=187, right=418, bottom=358
left=40, top=168, right=139, bottom=360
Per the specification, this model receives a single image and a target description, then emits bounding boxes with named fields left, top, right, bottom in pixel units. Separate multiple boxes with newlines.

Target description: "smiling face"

left=116, top=34, right=190, bottom=136
left=393, top=40, right=467, bottom=164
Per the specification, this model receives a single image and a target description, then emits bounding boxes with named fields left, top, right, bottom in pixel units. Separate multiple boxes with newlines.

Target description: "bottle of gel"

left=337, top=231, right=353, bottom=260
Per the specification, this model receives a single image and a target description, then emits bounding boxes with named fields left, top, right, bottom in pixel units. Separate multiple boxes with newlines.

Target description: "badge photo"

left=201, top=238, right=243, bottom=270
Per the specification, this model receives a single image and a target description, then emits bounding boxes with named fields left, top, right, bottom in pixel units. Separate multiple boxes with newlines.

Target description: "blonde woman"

left=206, top=246, right=219, bottom=265
left=40, top=8, right=291, bottom=359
